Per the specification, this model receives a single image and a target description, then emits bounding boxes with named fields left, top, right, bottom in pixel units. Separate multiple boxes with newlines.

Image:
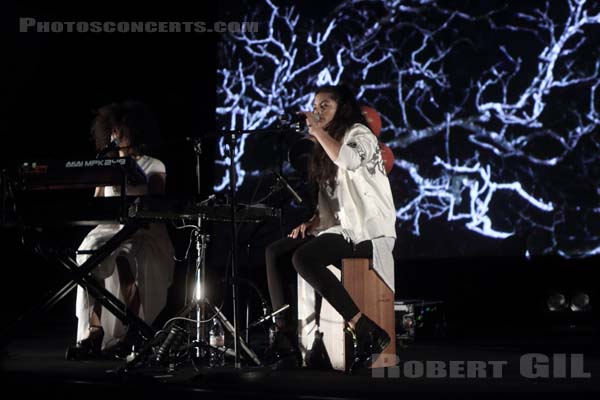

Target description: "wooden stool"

left=298, top=258, right=397, bottom=371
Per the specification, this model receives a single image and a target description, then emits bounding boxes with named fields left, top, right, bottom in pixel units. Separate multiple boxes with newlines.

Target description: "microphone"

left=278, top=114, right=307, bottom=132
left=155, top=323, right=186, bottom=363
left=96, top=138, right=120, bottom=159
left=271, top=169, right=303, bottom=204
left=277, top=113, right=320, bottom=132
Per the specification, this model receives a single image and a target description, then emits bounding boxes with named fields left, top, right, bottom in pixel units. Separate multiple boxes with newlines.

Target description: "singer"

left=68, top=101, right=174, bottom=359
left=264, top=84, right=396, bottom=371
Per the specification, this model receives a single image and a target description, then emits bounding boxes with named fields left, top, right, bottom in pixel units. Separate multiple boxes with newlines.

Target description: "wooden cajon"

left=297, top=258, right=397, bottom=371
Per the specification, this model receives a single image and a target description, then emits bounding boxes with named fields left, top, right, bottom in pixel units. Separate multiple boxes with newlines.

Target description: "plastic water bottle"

left=209, top=318, right=225, bottom=367
left=268, top=323, right=278, bottom=346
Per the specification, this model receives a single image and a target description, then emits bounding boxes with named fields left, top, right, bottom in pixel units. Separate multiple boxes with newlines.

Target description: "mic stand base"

left=125, top=297, right=262, bottom=371
left=202, top=299, right=262, bottom=367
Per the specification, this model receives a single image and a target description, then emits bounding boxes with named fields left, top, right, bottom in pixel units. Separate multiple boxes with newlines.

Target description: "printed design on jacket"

left=347, top=141, right=366, bottom=162
left=347, top=140, right=386, bottom=176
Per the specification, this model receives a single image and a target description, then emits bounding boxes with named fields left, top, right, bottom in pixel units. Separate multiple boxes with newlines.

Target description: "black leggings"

left=265, top=233, right=372, bottom=328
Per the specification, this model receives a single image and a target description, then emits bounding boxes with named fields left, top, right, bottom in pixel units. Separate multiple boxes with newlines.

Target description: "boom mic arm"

left=271, top=169, right=303, bottom=204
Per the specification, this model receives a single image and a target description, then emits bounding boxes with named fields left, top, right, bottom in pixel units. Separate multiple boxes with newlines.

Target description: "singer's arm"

left=94, top=187, right=105, bottom=197
left=302, top=111, right=342, bottom=163
left=311, top=129, right=342, bottom=163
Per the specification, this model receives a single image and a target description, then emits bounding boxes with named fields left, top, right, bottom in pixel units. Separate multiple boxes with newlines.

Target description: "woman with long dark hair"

left=264, top=84, right=396, bottom=371
left=68, top=101, right=174, bottom=359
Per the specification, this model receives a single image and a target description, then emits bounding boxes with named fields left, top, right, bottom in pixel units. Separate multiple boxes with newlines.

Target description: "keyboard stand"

left=2, top=221, right=155, bottom=345
left=2, top=156, right=157, bottom=346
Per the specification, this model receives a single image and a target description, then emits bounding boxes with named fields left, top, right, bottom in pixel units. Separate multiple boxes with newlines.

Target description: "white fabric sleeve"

left=334, top=125, right=378, bottom=171
left=145, top=158, right=166, bottom=177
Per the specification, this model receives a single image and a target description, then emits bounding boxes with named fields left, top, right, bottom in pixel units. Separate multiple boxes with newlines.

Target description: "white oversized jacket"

left=312, top=123, right=397, bottom=291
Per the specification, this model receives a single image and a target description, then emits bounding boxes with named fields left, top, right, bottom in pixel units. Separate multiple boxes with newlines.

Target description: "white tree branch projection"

left=215, top=0, right=341, bottom=190
left=216, top=0, right=600, bottom=258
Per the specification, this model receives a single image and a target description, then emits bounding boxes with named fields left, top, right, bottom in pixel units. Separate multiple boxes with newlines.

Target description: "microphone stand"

left=221, top=125, right=297, bottom=368
left=179, top=137, right=209, bottom=360
left=172, top=125, right=297, bottom=369
left=226, top=131, right=242, bottom=368
left=191, top=137, right=206, bottom=360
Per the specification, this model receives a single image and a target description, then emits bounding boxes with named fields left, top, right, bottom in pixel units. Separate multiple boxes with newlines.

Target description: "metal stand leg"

left=190, top=223, right=261, bottom=366
left=194, top=228, right=208, bottom=358
left=244, top=243, right=251, bottom=344
left=245, top=302, right=250, bottom=343
left=205, top=299, right=262, bottom=366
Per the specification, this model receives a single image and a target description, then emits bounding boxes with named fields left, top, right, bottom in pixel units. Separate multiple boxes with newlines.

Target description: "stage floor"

left=3, top=315, right=600, bottom=400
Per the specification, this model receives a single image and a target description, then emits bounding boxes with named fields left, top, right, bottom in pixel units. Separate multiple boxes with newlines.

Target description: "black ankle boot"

left=65, top=327, right=105, bottom=361
left=345, top=315, right=390, bottom=373
left=263, top=325, right=302, bottom=370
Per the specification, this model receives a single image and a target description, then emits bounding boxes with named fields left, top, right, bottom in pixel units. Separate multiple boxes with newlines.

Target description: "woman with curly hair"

left=68, top=101, right=174, bottom=359
left=264, top=84, right=396, bottom=371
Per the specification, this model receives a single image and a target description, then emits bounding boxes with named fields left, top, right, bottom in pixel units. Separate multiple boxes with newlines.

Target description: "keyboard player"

left=69, top=100, right=174, bottom=359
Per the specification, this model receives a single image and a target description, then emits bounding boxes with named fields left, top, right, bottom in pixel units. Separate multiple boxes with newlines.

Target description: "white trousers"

left=75, top=223, right=174, bottom=349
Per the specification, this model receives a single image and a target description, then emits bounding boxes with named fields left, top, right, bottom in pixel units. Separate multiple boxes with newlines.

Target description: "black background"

left=3, top=0, right=221, bottom=333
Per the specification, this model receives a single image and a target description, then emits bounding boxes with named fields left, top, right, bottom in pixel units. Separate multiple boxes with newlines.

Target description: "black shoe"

left=263, top=325, right=302, bottom=370
left=65, top=327, right=105, bottom=361
left=345, top=315, right=390, bottom=374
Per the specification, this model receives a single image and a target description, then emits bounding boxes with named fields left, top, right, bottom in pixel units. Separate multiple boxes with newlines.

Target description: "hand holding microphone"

left=296, top=111, right=323, bottom=141
left=297, top=111, right=321, bottom=127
